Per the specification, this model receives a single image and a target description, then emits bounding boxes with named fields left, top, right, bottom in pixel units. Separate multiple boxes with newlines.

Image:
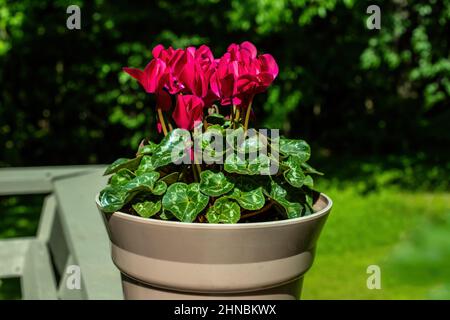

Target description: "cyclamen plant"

left=99, top=42, right=323, bottom=223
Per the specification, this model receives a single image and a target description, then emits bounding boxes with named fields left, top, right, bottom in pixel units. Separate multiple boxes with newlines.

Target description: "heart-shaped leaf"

left=199, top=170, right=234, bottom=197
left=279, top=138, right=310, bottom=162
left=104, top=156, right=143, bottom=176
left=124, top=172, right=160, bottom=193
left=162, top=183, right=209, bottom=222
left=283, top=155, right=306, bottom=188
left=110, top=169, right=135, bottom=187
left=98, top=186, right=128, bottom=213
left=151, top=129, right=192, bottom=169
left=228, top=187, right=265, bottom=211
left=206, top=197, right=241, bottom=223
left=132, top=201, right=161, bottom=218
left=267, top=181, right=302, bottom=219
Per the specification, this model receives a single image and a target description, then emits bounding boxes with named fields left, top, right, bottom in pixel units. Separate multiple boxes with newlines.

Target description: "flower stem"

left=157, top=107, right=168, bottom=136
left=243, top=99, right=253, bottom=132
left=231, top=105, right=236, bottom=128
left=192, top=164, right=199, bottom=182
left=195, top=163, right=202, bottom=178
left=234, top=107, right=240, bottom=125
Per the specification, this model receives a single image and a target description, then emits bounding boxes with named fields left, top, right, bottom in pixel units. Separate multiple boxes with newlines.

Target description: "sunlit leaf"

left=132, top=200, right=161, bottom=218
left=162, top=182, right=209, bottom=222
left=199, top=170, right=234, bottom=196
left=104, top=156, right=143, bottom=175
left=206, top=197, right=241, bottom=223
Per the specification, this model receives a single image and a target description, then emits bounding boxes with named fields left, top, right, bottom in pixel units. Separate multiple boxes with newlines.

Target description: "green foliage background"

left=0, top=0, right=448, bottom=170
left=0, top=0, right=449, bottom=299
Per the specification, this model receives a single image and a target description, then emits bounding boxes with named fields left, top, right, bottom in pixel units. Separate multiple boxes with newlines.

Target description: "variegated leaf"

left=103, top=156, right=143, bottom=176
left=206, top=197, right=241, bottom=223
left=279, top=138, right=310, bottom=162
left=132, top=201, right=161, bottom=218
left=228, top=187, right=265, bottom=211
left=110, top=168, right=135, bottom=187
left=162, top=183, right=209, bottom=222
left=199, top=170, right=234, bottom=197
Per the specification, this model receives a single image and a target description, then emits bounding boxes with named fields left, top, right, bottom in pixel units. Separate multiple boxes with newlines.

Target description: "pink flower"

left=227, top=41, right=257, bottom=64
left=210, top=41, right=279, bottom=107
left=172, top=94, right=205, bottom=130
left=123, top=58, right=171, bottom=111
left=210, top=53, right=239, bottom=105
left=123, top=41, right=278, bottom=131
left=176, top=48, right=210, bottom=98
left=152, top=45, right=186, bottom=94
left=123, top=58, right=166, bottom=93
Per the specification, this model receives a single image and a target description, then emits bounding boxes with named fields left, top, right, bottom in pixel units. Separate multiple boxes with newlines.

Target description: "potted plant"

left=97, top=42, right=332, bottom=300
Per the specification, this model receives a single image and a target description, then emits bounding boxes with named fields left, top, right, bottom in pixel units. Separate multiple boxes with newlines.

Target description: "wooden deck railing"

left=0, top=166, right=123, bottom=299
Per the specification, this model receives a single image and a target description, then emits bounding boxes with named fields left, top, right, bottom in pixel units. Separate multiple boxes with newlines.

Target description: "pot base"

left=121, top=274, right=303, bottom=300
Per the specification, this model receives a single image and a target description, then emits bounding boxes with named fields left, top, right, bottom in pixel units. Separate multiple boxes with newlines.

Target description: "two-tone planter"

left=97, top=193, right=332, bottom=300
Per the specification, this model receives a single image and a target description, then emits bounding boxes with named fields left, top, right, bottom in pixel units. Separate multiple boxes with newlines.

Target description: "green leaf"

left=279, top=138, right=311, bottom=162
left=267, top=181, right=302, bottom=219
left=301, top=162, right=324, bottom=175
left=162, top=183, right=209, bottom=222
left=200, top=125, right=227, bottom=163
left=104, top=156, right=143, bottom=175
left=99, top=174, right=160, bottom=213
left=151, top=129, right=192, bottom=169
left=98, top=186, right=127, bottom=213
left=137, top=142, right=158, bottom=155
left=110, top=169, right=135, bottom=187
left=226, top=127, right=245, bottom=150
left=304, top=175, right=314, bottom=188
left=283, top=155, right=306, bottom=188
left=228, top=187, right=265, bottom=211
left=247, top=154, right=272, bottom=175
left=135, top=155, right=155, bottom=175
left=159, top=209, right=174, bottom=220
left=199, top=170, right=234, bottom=197
left=124, top=172, right=160, bottom=193
left=224, top=153, right=273, bottom=175
left=224, top=153, right=249, bottom=174
left=238, top=133, right=266, bottom=154
left=132, top=201, right=161, bottom=218
left=206, top=197, right=241, bottom=223
left=152, top=181, right=167, bottom=195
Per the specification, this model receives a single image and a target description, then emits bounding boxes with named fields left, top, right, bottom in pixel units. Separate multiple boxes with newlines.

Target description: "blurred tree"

left=0, top=0, right=448, bottom=174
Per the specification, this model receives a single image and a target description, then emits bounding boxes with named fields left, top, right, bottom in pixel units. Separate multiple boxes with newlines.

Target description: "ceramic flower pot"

left=97, top=193, right=332, bottom=300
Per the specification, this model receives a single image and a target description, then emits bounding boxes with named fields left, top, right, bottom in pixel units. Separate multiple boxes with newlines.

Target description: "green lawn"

left=302, top=183, right=450, bottom=299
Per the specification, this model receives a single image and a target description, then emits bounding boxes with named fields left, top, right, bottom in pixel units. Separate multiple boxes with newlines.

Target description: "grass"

left=302, top=181, right=450, bottom=299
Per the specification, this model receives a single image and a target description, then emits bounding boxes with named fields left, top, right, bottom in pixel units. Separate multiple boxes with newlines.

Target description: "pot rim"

left=96, top=193, right=332, bottom=230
